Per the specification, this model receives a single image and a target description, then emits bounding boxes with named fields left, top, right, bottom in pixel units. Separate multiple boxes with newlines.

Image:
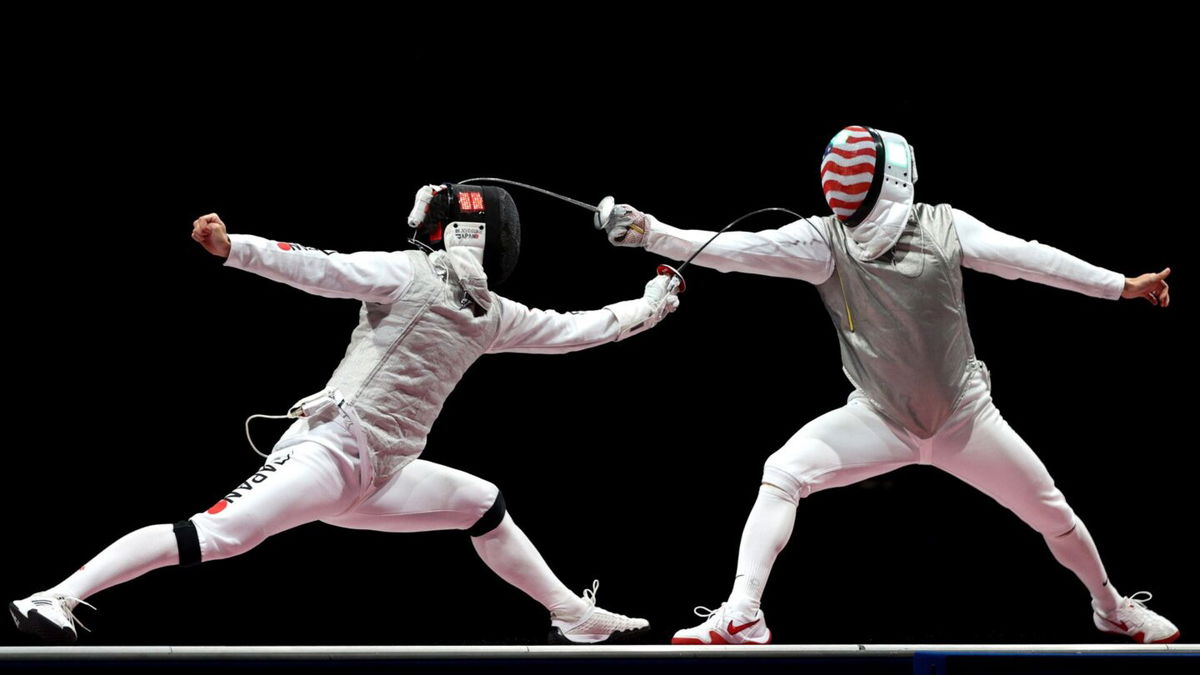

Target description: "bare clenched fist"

left=192, top=213, right=231, bottom=258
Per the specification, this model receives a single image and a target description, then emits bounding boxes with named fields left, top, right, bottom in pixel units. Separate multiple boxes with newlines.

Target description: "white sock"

left=49, top=524, right=180, bottom=601
left=471, top=514, right=587, bottom=620
left=727, top=484, right=796, bottom=617
left=1043, top=518, right=1120, bottom=614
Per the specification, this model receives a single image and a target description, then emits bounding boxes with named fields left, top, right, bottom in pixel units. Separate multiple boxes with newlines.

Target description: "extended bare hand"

left=192, top=213, right=231, bottom=258
left=1122, top=267, right=1171, bottom=307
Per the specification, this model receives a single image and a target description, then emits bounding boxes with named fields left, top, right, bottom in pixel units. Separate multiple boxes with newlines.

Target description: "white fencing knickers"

left=762, top=362, right=1076, bottom=537
left=189, top=411, right=500, bottom=562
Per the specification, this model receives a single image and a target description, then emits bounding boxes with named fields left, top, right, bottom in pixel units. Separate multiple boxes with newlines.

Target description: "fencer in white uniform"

left=599, top=126, right=1178, bottom=645
left=10, top=184, right=678, bottom=645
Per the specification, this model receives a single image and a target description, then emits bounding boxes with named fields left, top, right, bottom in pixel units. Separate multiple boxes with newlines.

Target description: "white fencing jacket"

left=226, top=234, right=638, bottom=487
left=644, top=205, right=1124, bottom=436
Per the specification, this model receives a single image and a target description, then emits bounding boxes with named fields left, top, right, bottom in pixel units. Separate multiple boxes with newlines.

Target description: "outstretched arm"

left=955, top=209, right=1170, bottom=306
left=600, top=205, right=835, bottom=284
left=192, top=213, right=415, bottom=304
left=488, top=275, right=680, bottom=354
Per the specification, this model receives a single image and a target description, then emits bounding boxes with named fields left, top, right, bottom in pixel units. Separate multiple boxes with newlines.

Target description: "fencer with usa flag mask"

left=10, top=184, right=678, bottom=645
left=599, top=125, right=1178, bottom=644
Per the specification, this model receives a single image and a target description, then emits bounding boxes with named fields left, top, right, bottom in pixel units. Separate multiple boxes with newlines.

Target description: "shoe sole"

left=547, top=624, right=651, bottom=645
left=1153, top=631, right=1182, bottom=644
left=9, top=603, right=77, bottom=645
left=1096, top=626, right=1181, bottom=644
left=1094, top=613, right=1180, bottom=644
left=671, top=628, right=772, bottom=645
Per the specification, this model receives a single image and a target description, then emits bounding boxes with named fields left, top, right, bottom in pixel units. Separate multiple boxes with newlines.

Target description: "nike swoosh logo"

left=1100, top=615, right=1128, bottom=631
left=728, top=618, right=760, bottom=635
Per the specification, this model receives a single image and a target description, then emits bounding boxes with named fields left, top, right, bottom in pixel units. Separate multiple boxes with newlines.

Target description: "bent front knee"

left=761, top=465, right=805, bottom=504
left=465, top=490, right=507, bottom=537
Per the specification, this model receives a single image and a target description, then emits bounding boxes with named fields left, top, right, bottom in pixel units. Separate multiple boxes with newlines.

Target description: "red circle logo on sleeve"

left=277, top=242, right=293, bottom=251
left=207, top=499, right=229, bottom=515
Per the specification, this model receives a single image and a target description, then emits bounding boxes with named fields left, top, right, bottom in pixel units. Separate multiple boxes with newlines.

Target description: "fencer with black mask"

left=600, top=125, right=1177, bottom=645
left=11, top=184, right=678, bottom=645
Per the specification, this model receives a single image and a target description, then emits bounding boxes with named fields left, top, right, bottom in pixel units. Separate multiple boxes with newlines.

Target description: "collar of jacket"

left=843, top=197, right=913, bottom=261
left=431, top=249, right=493, bottom=311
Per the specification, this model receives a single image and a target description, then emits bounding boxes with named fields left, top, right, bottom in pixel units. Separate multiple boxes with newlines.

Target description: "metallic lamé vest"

left=815, top=203, right=977, bottom=438
left=283, top=250, right=501, bottom=485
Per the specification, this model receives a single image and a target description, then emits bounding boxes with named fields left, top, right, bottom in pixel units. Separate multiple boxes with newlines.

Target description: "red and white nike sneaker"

left=671, top=603, right=771, bottom=645
left=1093, top=592, right=1180, bottom=644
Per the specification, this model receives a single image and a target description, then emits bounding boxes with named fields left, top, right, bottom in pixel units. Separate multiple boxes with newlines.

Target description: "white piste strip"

left=1, top=644, right=1196, bottom=660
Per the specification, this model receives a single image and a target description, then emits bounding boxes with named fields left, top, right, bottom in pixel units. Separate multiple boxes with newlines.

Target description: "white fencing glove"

left=597, top=204, right=650, bottom=248
left=605, top=274, right=681, bottom=341
left=406, top=184, right=446, bottom=229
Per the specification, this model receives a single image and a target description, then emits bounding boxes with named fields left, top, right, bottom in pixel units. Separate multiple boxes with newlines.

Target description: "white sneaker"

left=1093, top=592, right=1180, bottom=644
left=671, top=603, right=771, bottom=645
left=549, top=581, right=650, bottom=644
left=9, top=592, right=94, bottom=644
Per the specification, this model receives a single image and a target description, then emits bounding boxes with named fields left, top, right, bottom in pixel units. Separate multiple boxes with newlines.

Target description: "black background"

left=4, top=18, right=1195, bottom=648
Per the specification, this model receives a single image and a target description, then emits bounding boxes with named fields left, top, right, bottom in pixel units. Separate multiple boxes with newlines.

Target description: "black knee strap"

left=466, top=491, right=506, bottom=537
left=174, top=519, right=202, bottom=568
